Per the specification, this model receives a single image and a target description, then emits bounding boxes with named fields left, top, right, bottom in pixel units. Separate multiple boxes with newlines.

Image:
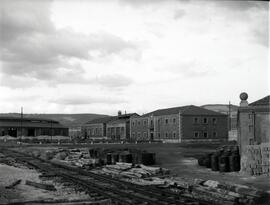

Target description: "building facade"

left=130, top=105, right=228, bottom=143
left=81, top=117, right=116, bottom=139
left=106, top=113, right=139, bottom=141
left=82, top=112, right=139, bottom=141
left=0, top=117, right=68, bottom=137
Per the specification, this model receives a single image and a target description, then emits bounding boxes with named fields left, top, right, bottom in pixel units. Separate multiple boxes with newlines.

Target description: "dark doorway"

left=8, top=128, right=17, bottom=137
left=150, top=133, right=154, bottom=141
left=27, top=128, right=35, bottom=136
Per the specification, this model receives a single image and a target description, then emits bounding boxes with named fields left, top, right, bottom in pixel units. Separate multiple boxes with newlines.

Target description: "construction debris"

left=25, top=180, right=57, bottom=191
left=5, top=179, right=21, bottom=189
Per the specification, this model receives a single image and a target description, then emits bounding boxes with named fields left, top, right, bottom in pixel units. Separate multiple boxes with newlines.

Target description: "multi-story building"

left=130, top=105, right=228, bottom=143
left=82, top=116, right=117, bottom=140
left=237, top=94, right=270, bottom=151
left=82, top=112, right=139, bottom=141
left=107, top=112, right=139, bottom=141
left=202, top=104, right=238, bottom=141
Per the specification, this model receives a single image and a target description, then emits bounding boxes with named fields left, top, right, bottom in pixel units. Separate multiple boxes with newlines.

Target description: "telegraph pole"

left=228, top=101, right=231, bottom=131
left=20, top=107, right=23, bottom=143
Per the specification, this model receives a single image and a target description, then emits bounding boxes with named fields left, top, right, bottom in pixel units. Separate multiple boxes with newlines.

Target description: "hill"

left=201, top=104, right=238, bottom=115
left=0, top=113, right=109, bottom=127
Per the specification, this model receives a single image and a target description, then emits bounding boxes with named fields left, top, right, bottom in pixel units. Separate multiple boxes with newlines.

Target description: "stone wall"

left=240, top=143, right=270, bottom=176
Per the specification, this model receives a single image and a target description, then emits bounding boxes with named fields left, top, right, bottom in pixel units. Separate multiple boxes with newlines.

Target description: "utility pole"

left=51, top=120, right=53, bottom=143
left=228, top=101, right=231, bottom=131
left=20, top=107, right=23, bottom=143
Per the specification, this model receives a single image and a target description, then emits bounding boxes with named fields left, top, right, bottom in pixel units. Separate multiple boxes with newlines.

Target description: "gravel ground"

left=0, top=163, right=91, bottom=204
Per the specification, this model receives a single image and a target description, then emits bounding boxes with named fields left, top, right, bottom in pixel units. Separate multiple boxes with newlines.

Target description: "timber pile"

left=25, top=180, right=56, bottom=191
left=163, top=178, right=266, bottom=205
left=241, top=143, right=270, bottom=176
left=97, top=162, right=169, bottom=179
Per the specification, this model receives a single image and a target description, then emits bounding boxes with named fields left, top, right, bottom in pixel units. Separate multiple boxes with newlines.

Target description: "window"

left=173, top=132, right=176, bottom=138
left=132, top=133, right=135, bottom=139
left=143, top=120, right=147, bottom=126
left=137, top=132, right=141, bottom=138
left=203, top=118, right=208, bottom=124
left=193, top=117, right=198, bottom=124
left=138, top=121, right=141, bottom=126
left=212, top=118, right=217, bottom=124
left=194, top=132, right=199, bottom=138
left=132, top=121, right=135, bottom=126
left=213, top=132, right=217, bottom=138
left=165, top=119, right=169, bottom=124
left=173, top=118, right=176, bottom=124
left=121, top=127, right=124, bottom=132
left=158, top=133, right=161, bottom=139
left=203, top=132, right=208, bottom=138
left=165, top=132, right=168, bottom=138
left=150, top=120, right=153, bottom=126
left=158, top=119, right=161, bottom=124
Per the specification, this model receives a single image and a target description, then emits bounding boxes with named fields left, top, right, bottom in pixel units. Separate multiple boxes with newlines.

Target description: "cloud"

left=174, top=9, right=186, bottom=19
left=95, top=74, right=134, bottom=88
left=51, top=96, right=127, bottom=105
left=0, top=0, right=138, bottom=87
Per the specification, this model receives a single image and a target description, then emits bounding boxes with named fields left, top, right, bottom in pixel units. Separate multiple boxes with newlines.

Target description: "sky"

left=0, top=0, right=269, bottom=115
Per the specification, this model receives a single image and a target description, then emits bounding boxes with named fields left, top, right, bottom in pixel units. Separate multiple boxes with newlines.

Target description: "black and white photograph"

left=0, top=0, right=269, bottom=204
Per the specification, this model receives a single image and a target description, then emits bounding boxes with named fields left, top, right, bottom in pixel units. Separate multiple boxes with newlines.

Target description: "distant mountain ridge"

left=0, top=113, right=109, bottom=127
left=201, top=104, right=238, bottom=115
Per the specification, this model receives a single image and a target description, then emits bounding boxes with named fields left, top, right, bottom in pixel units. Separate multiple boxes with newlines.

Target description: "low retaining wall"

left=240, top=143, right=270, bottom=176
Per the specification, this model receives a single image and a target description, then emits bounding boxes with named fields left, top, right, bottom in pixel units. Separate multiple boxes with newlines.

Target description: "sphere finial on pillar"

left=239, top=92, right=248, bottom=107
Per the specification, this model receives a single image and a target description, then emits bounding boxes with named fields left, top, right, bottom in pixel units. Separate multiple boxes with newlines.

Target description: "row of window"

left=132, top=117, right=218, bottom=127
left=132, top=132, right=148, bottom=139
left=132, top=132, right=178, bottom=139
left=193, top=117, right=217, bottom=125
left=193, top=131, right=217, bottom=138
left=87, top=128, right=102, bottom=135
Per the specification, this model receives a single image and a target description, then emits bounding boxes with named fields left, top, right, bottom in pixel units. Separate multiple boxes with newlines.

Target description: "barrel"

left=211, top=153, right=219, bottom=171
left=198, top=156, right=205, bottom=166
left=229, top=154, right=240, bottom=172
left=141, top=153, right=155, bottom=165
left=203, top=153, right=212, bottom=168
left=219, top=154, right=229, bottom=172
left=106, top=153, right=112, bottom=165
left=111, top=153, right=119, bottom=164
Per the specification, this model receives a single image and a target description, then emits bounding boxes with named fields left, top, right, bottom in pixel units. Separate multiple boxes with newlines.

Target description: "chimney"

left=118, top=110, right=122, bottom=116
left=239, top=92, right=249, bottom=107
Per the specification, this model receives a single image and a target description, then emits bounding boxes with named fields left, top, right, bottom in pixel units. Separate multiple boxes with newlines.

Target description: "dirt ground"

left=0, top=163, right=93, bottom=204
left=10, top=142, right=270, bottom=193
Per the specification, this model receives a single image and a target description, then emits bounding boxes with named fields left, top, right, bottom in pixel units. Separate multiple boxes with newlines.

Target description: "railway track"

left=0, top=148, right=205, bottom=205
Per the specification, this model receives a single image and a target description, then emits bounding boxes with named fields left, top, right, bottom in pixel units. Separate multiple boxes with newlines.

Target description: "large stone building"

left=0, top=116, right=68, bottom=137
left=238, top=94, right=270, bottom=151
left=82, top=116, right=117, bottom=140
left=202, top=104, right=239, bottom=141
left=82, top=112, right=139, bottom=141
left=130, top=105, right=228, bottom=143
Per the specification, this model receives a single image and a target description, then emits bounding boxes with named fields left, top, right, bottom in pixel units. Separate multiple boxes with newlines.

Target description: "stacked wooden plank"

left=241, top=143, right=270, bottom=176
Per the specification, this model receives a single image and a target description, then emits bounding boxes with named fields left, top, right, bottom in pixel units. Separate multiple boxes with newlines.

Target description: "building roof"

left=249, top=95, right=270, bottom=106
left=0, top=116, right=59, bottom=123
left=107, top=118, right=127, bottom=125
left=85, top=116, right=117, bottom=124
left=142, top=105, right=226, bottom=117
left=85, top=113, right=139, bottom=125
